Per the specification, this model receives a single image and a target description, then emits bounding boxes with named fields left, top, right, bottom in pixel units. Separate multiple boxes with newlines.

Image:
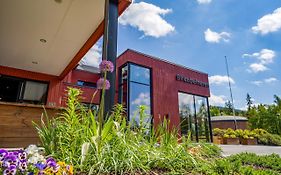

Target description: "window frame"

left=178, top=91, right=212, bottom=142
left=0, top=74, right=49, bottom=105
left=118, top=62, right=153, bottom=127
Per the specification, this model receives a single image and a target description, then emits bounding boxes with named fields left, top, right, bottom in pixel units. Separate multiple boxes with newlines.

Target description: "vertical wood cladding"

left=116, top=49, right=210, bottom=129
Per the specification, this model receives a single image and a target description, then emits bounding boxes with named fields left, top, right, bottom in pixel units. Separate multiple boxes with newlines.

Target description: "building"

left=116, top=49, right=212, bottom=142
left=0, top=0, right=131, bottom=147
left=0, top=49, right=212, bottom=147
left=211, top=116, right=248, bottom=130
left=0, top=1, right=212, bottom=147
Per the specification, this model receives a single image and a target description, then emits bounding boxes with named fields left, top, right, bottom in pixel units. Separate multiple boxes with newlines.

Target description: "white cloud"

left=251, top=77, right=278, bottom=86
left=243, top=49, right=275, bottom=64
left=119, top=2, right=175, bottom=38
left=264, top=77, right=278, bottom=83
left=209, top=93, right=227, bottom=106
left=197, top=0, right=212, bottom=4
left=243, top=49, right=276, bottom=73
left=132, top=92, right=150, bottom=106
left=252, top=7, right=281, bottom=35
left=204, top=28, right=231, bottom=43
left=209, top=75, right=235, bottom=85
left=80, top=44, right=102, bottom=67
left=251, top=80, right=263, bottom=86
left=249, top=63, right=268, bottom=73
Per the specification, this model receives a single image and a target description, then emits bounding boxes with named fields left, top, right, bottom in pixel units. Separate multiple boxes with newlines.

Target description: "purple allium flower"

left=3, top=165, right=17, bottom=175
left=97, top=78, right=110, bottom=90
left=99, top=60, right=114, bottom=73
left=18, top=150, right=27, bottom=161
left=0, top=149, right=8, bottom=161
left=3, top=154, right=18, bottom=167
left=19, top=161, right=28, bottom=172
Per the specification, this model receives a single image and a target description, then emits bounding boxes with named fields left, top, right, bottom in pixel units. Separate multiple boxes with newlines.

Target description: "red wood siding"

left=116, top=49, right=210, bottom=129
left=0, top=65, right=100, bottom=107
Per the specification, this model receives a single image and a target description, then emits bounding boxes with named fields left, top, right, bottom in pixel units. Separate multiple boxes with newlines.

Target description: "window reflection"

left=130, top=65, right=150, bottom=85
left=118, top=63, right=152, bottom=128
left=129, top=83, right=151, bottom=126
left=178, top=92, right=211, bottom=142
left=178, top=93, right=196, bottom=140
left=195, top=96, right=210, bottom=142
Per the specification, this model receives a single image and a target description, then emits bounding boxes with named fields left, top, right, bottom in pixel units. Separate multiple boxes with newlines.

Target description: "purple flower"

left=97, top=78, right=110, bottom=90
left=19, top=161, right=28, bottom=172
left=0, top=149, right=8, bottom=161
left=46, top=157, right=59, bottom=172
left=3, top=165, right=17, bottom=175
left=46, top=157, right=56, bottom=167
left=17, top=150, right=27, bottom=161
left=99, top=60, right=114, bottom=73
left=3, top=154, right=18, bottom=167
left=35, top=163, right=46, bottom=170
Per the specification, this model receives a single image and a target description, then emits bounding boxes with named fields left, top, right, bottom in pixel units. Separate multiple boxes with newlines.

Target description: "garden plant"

left=2, top=60, right=281, bottom=174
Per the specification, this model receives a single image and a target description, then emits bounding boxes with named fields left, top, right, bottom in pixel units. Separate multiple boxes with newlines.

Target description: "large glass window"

left=178, top=92, right=211, bottom=142
left=178, top=93, right=196, bottom=140
left=0, top=75, right=48, bottom=105
left=195, top=96, right=210, bottom=142
left=119, top=64, right=152, bottom=127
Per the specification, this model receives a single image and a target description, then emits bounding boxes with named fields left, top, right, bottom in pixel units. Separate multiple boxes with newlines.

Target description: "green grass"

left=34, top=88, right=281, bottom=175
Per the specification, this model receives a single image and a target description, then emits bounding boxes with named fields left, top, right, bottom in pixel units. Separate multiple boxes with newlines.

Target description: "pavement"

left=219, top=145, right=281, bottom=157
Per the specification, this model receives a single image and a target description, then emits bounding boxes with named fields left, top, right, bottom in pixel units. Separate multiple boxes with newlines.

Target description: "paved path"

left=219, top=145, right=281, bottom=157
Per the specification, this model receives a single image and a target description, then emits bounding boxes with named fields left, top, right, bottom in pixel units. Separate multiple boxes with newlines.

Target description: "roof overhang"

left=0, top=0, right=130, bottom=78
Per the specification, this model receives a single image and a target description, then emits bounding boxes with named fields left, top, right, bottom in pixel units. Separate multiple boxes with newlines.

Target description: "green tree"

left=210, top=106, right=220, bottom=116
left=224, top=100, right=233, bottom=115
left=246, top=93, right=253, bottom=111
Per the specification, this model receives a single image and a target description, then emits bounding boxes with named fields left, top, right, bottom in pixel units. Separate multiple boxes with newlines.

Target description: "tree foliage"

left=247, top=95, right=281, bottom=135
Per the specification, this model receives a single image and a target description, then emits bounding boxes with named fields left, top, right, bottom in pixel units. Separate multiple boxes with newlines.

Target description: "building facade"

left=116, top=49, right=212, bottom=142
left=0, top=49, right=212, bottom=147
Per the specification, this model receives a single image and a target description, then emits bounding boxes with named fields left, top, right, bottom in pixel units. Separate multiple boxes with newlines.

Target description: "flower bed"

left=0, top=145, right=73, bottom=175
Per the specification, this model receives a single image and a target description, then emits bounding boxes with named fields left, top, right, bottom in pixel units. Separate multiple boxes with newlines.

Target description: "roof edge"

left=118, top=49, right=209, bottom=76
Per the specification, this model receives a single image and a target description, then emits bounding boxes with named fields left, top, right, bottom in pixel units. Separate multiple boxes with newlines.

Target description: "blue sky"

left=82, top=0, right=281, bottom=109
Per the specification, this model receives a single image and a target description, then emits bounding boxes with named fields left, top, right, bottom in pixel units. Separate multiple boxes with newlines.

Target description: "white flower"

left=28, top=153, right=46, bottom=164
left=25, top=145, right=39, bottom=155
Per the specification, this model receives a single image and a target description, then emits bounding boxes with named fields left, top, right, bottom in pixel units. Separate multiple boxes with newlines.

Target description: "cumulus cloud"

left=119, top=2, right=175, bottom=38
left=252, top=7, right=281, bottom=35
left=243, top=49, right=276, bottom=73
left=132, top=92, right=150, bottom=106
left=249, top=63, right=268, bottom=73
left=204, top=28, right=231, bottom=43
left=79, top=44, right=102, bottom=67
left=251, top=77, right=278, bottom=86
left=209, top=75, right=235, bottom=85
left=209, top=93, right=227, bottom=106
left=243, top=49, right=275, bottom=64
left=197, top=0, right=212, bottom=4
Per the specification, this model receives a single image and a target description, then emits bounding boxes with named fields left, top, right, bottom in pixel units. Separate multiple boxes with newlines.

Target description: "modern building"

left=0, top=0, right=212, bottom=147
left=116, top=49, right=212, bottom=142
left=0, top=49, right=212, bottom=147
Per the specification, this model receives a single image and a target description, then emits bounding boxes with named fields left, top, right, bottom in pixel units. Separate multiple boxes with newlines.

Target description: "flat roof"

left=211, top=116, right=248, bottom=122
left=118, top=49, right=208, bottom=76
